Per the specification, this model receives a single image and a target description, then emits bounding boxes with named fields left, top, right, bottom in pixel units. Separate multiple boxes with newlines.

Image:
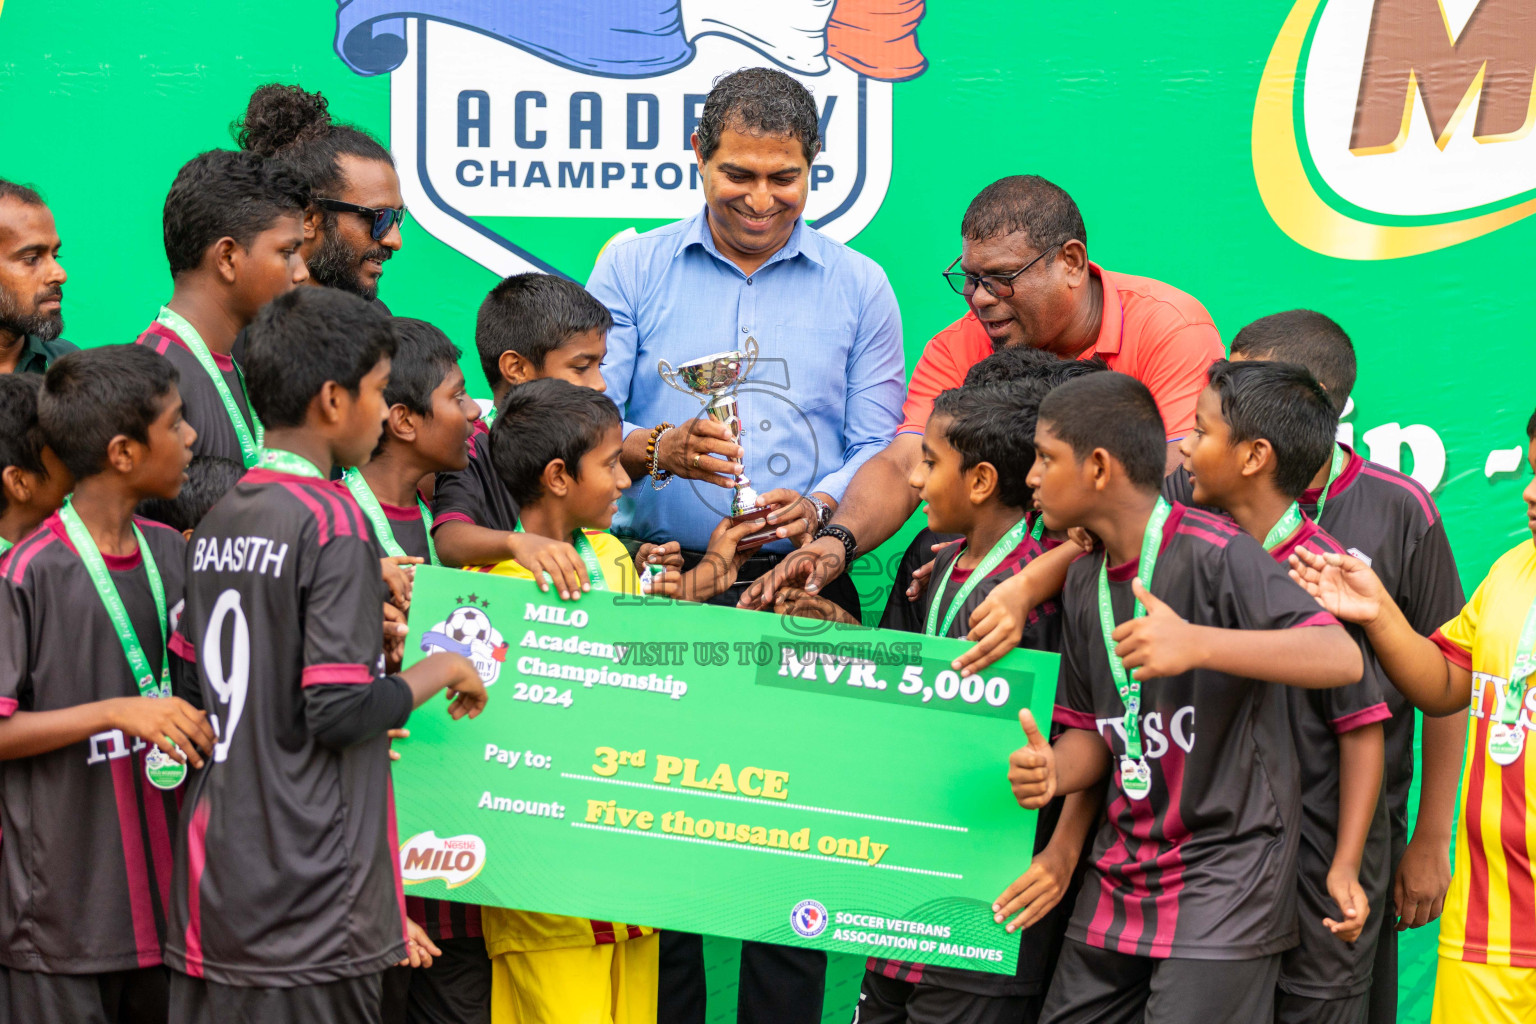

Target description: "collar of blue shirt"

left=671, top=205, right=828, bottom=274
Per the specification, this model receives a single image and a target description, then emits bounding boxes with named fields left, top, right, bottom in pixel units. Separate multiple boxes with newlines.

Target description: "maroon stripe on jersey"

left=278, top=482, right=337, bottom=544
left=1430, top=630, right=1473, bottom=671
left=1053, top=705, right=1096, bottom=731
left=169, top=630, right=196, bottom=661
left=1332, top=703, right=1392, bottom=735
left=1291, top=611, right=1339, bottom=629
left=1463, top=711, right=1492, bottom=961
left=1086, top=793, right=1136, bottom=947
left=1112, top=783, right=1158, bottom=954
left=331, top=483, right=371, bottom=539
left=380, top=500, right=422, bottom=522
left=1147, top=745, right=1190, bottom=957
left=625, top=924, right=644, bottom=940
left=136, top=322, right=180, bottom=355
left=439, top=899, right=453, bottom=937
left=406, top=896, right=428, bottom=927
left=1358, top=465, right=1434, bottom=523
left=0, top=697, right=16, bottom=717
left=1172, top=521, right=1235, bottom=549
left=183, top=798, right=211, bottom=977
left=109, top=755, right=162, bottom=967
left=387, top=780, right=410, bottom=943
left=3, top=523, right=59, bottom=582
left=590, top=919, right=618, bottom=944
left=310, top=483, right=356, bottom=542
left=141, top=767, right=176, bottom=919
left=1504, top=736, right=1536, bottom=956
left=432, top=510, right=474, bottom=530
left=300, top=663, right=373, bottom=686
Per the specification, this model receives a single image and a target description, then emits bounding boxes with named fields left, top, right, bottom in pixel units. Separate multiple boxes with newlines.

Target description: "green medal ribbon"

left=156, top=306, right=263, bottom=469
left=341, top=468, right=439, bottom=567
left=514, top=522, right=607, bottom=591
left=482, top=405, right=497, bottom=428
left=0, top=537, right=11, bottom=557
left=925, top=516, right=1030, bottom=638
left=1489, top=598, right=1536, bottom=765
left=1097, top=496, right=1172, bottom=800
left=1030, top=514, right=1045, bottom=543
left=1311, top=445, right=1347, bottom=524
left=257, top=448, right=326, bottom=479
left=58, top=500, right=186, bottom=790
left=1262, top=502, right=1305, bottom=552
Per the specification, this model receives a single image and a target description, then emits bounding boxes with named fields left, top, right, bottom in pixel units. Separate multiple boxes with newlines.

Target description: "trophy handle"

left=740, top=335, right=759, bottom=379
left=657, top=358, right=694, bottom=396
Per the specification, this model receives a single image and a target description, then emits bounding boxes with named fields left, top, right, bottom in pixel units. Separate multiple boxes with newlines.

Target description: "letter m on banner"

left=332, top=1, right=930, bottom=278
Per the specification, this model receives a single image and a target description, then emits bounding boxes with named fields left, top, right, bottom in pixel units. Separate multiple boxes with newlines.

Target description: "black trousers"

left=658, top=930, right=828, bottom=1024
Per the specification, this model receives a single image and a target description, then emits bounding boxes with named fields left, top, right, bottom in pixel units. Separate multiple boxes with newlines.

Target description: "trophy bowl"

left=658, top=337, right=759, bottom=397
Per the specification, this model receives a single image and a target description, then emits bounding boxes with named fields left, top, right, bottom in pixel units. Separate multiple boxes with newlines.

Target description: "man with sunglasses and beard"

left=0, top=180, right=74, bottom=375
left=236, top=83, right=404, bottom=307
left=742, top=174, right=1224, bottom=610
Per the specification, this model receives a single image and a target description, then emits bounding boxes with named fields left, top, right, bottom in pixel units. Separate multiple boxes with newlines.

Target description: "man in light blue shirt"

left=589, top=72, right=904, bottom=619
left=586, top=67, right=904, bottom=1024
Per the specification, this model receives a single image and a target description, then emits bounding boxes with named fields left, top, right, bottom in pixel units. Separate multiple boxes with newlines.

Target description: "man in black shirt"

left=0, top=179, right=74, bottom=376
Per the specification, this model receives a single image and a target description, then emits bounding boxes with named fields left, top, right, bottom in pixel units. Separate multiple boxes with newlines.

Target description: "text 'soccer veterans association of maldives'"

left=392, top=566, right=1060, bottom=974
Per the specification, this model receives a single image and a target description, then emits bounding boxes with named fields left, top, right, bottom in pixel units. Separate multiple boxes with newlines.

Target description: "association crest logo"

left=400, top=830, right=487, bottom=888
left=790, top=898, right=829, bottom=938
left=420, top=597, right=507, bottom=685
left=332, top=0, right=927, bottom=276
left=1254, top=0, right=1536, bottom=259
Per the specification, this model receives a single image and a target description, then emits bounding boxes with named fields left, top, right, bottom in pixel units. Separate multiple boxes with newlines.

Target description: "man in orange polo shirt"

left=741, top=175, right=1223, bottom=606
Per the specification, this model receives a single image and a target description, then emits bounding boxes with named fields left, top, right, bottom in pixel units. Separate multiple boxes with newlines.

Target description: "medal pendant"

left=1120, top=757, right=1152, bottom=800
left=144, top=746, right=188, bottom=790
left=1488, top=722, right=1526, bottom=767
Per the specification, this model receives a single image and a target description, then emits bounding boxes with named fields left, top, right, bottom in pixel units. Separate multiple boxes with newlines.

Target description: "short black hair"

left=1205, top=359, right=1337, bottom=499
left=1037, top=373, right=1165, bottom=492
left=235, top=83, right=393, bottom=198
left=963, top=346, right=1110, bottom=387
left=137, top=455, right=245, bottom=532
left=1230, top=310, right=1357, bottom=413
left=162, top=149, right=310, bottom=278
left=696, top=68, right=821, bottom=165
left=386, top=318, right=463, bottom=416
left=0, top=179, right=45, bottom=208
left=244, top=287, right=397, bottom=429
left=960, top=176, right=1086, bottom=255
left=476, top=274, right=612, bottom=388
left=39, top=346, right=179, bottom=480
left=931, top=382, right=1045, bottom=509
left=1525, top=407, right=1536, bottom=441
left=0, top=373, right=47, bottom=514
left=489, top=378, right=620, bottom=507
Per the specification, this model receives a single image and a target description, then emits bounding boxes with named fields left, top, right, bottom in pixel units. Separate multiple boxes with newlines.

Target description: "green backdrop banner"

left=396, top=566, right=1061, bottom=974
left=3, top=1, right=1511, bottom=1015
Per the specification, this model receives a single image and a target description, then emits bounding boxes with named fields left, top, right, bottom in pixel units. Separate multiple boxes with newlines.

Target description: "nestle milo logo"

left=1255, top=0, right=1536, bottom=259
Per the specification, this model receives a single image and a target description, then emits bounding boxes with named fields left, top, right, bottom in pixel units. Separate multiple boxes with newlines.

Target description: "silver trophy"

left=658, top=337, right=777, bottom=548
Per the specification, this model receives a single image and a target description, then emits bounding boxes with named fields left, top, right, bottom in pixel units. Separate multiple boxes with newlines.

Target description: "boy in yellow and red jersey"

left=472, top=378, right=762, bottom=1023
left=1289, top=407, right=1536, bottom=1021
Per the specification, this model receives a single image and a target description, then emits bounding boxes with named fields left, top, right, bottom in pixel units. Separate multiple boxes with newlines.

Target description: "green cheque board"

left=394, top=565, right=1060, bottom=974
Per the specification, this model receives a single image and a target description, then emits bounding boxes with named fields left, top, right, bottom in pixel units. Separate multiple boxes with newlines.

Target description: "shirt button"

left=741, top=327, right=749, bottom=333
left=747, top=279, right=754, bottom=286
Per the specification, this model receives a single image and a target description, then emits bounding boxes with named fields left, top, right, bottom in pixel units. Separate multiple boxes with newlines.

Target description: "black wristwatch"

left=815, top=523, right=858, bottom=566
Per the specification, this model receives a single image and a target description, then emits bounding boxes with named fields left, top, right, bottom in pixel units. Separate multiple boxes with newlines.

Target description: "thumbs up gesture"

left=1008, top=709, right=1056, bottom=810
left=1112, top=580, right=1198, bottom=682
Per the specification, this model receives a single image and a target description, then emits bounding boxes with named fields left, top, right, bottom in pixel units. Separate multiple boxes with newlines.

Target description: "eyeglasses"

left=942, top=243, right=1061, bottom=299
left=314, top=198, right=406, bottom=242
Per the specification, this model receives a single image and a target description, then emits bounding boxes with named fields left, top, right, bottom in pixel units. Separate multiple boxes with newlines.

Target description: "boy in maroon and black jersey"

left=1181, top=359, right=1393, bottom=1023
left=162, top=288, right=488, bottom=1024
left=432, top=273, right=613, bottom=593
left=1229, top=311, right=1465, bottom=1024
left=1008, top=372, right=1364, bottom=1024
left=340, top=316, right=488, bottom=1024
left=135, top=149, right=309, bottom=474
left=779, top=381, right=1097, bottom=1024
left=0, top=372, right=72, bottom=550
left=0, top=345, right=213, bottom=1022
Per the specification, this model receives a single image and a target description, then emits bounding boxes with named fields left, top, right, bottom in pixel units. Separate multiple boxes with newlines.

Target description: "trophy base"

left=730, top=504, right=779, bottom=553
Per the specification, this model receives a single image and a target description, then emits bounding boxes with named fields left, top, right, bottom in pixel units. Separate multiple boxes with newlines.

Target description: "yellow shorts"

left=1431, top=956, right=1536, bottom=1024
left=489, top=933, right=659, bottom=1024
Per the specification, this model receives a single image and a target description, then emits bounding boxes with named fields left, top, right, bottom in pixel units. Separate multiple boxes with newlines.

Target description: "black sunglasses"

left=942, top=243, right=1061, bottom=299
left=315, top=198, right=406, bottom=241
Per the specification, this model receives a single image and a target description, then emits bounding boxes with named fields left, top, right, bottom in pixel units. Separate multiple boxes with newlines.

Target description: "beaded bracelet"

left=648, top=422, right=675, bottom=490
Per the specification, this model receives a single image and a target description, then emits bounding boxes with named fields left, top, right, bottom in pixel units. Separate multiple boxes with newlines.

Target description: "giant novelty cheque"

left=393, top=566, right=1060, bottom=973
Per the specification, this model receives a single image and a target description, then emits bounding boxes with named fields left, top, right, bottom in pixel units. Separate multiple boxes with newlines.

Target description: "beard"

left=307, top=227, right=389, bottom=302
left=0, top=286, right=63, bottom=341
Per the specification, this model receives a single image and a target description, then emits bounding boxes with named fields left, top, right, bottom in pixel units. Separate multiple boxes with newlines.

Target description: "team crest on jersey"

left=790, top=898, right=829, bottom=938
left=332, top=0, right=928, bottom=276
left=421, top=601, right=507, bottom=685
left=400, top=830, right=487, bottom=888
